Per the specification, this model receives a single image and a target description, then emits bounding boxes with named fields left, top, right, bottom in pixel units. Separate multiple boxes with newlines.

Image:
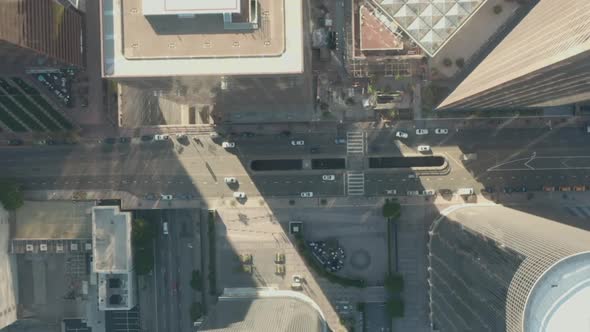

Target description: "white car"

left=175, top=133, right=187, bottom=138
left=322, top=175, right=335, bottom=181
left=416, top=129, right=429, bottom=135
left=209, top=132, right=219, bottom=138
left=434, top=128, right=449, bottom=135
left=160, top=194, right=173, bottom=200
left=222, top=141, right=235, bottom=148
left=233, top=192, right=246, bottom=199
left=417, top=145, right=431, bottom=152
left=300, top=192, right=314, bottom=198
left=224, top=177, right=238, bottom=184
left=407, top=190, right=420, bottom=196
left=423, top=189, right=436, bottom=196
left=291, top=140, right=305, bottom=146
left=385, top=189, right=397, bottom=195
left=154, top=134, right=170, bottom=141
left=395, top=131, right=408, bottom=139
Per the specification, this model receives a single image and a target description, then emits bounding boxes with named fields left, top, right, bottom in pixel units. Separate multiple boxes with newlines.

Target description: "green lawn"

left=12, top=95, right=61, bottom=131
left=0, top=108, right=27, bottom=132
left=12, top=78, right=73, bottom=130
left=0, top=96, right=43, bottom=131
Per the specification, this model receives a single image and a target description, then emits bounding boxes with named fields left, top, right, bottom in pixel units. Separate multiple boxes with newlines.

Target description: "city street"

left=1, top=127, right=590, bottom=201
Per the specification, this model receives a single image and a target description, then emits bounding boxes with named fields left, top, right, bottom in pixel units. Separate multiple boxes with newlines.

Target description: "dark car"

left=7, top=139, right=23, bottom=146
left=119, top=137, right=131, bottom=144
left=141, top=135, right=153, bottom=142
left=518, top=185, right=527, bottom=192
left=144, top=193, right=157, bottom=200
left=439, top=189, right=453, bottom=196
left=46, top=139, right=56, bottom=145
left=484, top=187, right=495, bottom=193
left=279, top=130, right=291, bottom=137
left=503, top=187, right=513, bottom=193
left=241, top=132, right=256, bottom=137
left=310, top=147, right=319, bottom=154
left=103, top=137, right=116, bottom=144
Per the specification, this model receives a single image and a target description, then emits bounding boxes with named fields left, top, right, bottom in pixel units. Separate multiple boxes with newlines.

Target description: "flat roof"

left=101, top=0, right=303, bottom=77
left=373, top=0, right=488, bottom=56
left=14, top=201, right=94, bottom=240
left=124, top=0, right=281, bottom=59
left=92, top=206, right=131, bottom=273
left=142, top=0, right=241, bottom=15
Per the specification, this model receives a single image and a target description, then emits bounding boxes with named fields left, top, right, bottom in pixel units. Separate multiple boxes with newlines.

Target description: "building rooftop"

left=200, top=289, right=327, bottom=332
left=142, top=0, right=241, bottom=15
left=92, top=206, right=131, bottom=274
left=374, top=0, right=487, bottom=56
left=100, top=0, right=303, bottom=77
left=14, top=201, right=94, bottom=240
left=360, top=5, right=404, bottom=51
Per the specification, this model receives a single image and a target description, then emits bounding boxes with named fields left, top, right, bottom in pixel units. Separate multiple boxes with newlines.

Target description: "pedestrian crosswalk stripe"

left=347, top=132, right=364, bottom=154
left=347, top=172, right=365, bottom=196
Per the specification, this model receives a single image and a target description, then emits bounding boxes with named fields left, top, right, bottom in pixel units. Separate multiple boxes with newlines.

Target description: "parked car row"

left=143, top=193, right=195, bottom=200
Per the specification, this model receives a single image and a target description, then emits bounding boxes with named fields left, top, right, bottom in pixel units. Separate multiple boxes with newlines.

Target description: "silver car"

left=300, top=192, right=314, bottom=198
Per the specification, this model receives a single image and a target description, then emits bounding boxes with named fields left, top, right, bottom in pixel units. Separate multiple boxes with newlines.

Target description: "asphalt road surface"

left=2, top=127, right=590, bottom=198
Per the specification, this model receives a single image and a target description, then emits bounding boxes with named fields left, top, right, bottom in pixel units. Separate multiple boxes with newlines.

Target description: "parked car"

left=7, top=139, right=23, bottom=146
left=574, top=185, right=586, bottom=192
left=209, top=132, right=219, bottom=138
left=310, top=147, right=319, bottom=153
left=395, top=131, right=408, bottom=139
left=559, top=186, right=572, bottom=192
left=423, top=189, right=436, bottom=196
left=141, top=135, right=153, bottom=142
left=406, top=190, right=420, bottom=196
left=543, top=185, right=556, bottom=192
left=291, top=140, right=305, bottom=146
left=300, top=192, right=314, bottom=198
left=322, top=175, right=335, bottom=181
left=160, top=194, right=173, bottom=200
left=119, top=137, right=131, bottom=143
left=144, top=193, right=157, bottom=200
left=222, top=141, right=236, bottom=148
left=175, top=133, right=187, bottom=139
left=224, top=177, right=238, bottom=184
left=233, top=192, right=246, bottom=198
left=178, top=193, right=194, bottom=200
left=385, top=189, right=397, bottom=195
left=334, top=138, right=347, bottom=144
left=483, top=187, right=495, bottom=194
left=434, top=128, right=449, bottom=134
left=154, top=134, right=169, bottom=141
left=439, top=189, right=453, bottom=196
left=416, top=129, right=429, bottom=135
left=241, top=132, right=256, bottom=137
left=417, top=145, right=431, bottom=152
left=280, top=130, right=292, bottom=137
left=103, top=137, right=116, bottom=144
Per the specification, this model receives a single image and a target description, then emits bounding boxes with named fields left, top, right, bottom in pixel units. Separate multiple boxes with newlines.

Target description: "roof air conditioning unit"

left=40, top=244, right=48, bottom=251
left=71, top=243, right=79, bottom=251
left=26, top=244, right=34, bottom=252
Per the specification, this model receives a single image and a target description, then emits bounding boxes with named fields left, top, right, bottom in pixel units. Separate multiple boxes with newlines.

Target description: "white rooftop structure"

left=92, top=206, right=135, bottom=311
left=142, top=0, right=241, bottom=15
left=100, top=0, right=304, bottom=77
left=375, top=0, right=487, bottom=56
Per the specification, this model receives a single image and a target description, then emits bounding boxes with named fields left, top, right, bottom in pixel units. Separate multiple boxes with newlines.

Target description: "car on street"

left=119, top=137, right=131, bottom=143
left=241, top=132, right=256, bottom=137
left=322, top=175, right=335, bottom=181
left=435, top=128, right=449, bottom=134
left=439, top=189, right=453, bottom=196
left=385, top=189, right=397, bottom=195
left=291, top=275, right=303, bottom=290
left=408, top=173, right=417, bottom=179
left=178, top=193, right=194, bottom=200
left=154, top=134, right=169, bottom=141
left=141, top=135, right=153, bottom=141
left=406, top=190, right=420, bottom=196
left=222, top=141, right=236, bottom=148
left=483, top=187, right=495, bottom=194
left=517, top=185, right=528, bottom=192
left=209, top=132, right=219, bottom=138
left=395, top=131, right=408, bottom=139
left=543, top=185, right=556, bottom=192
left=233, top=192, right=246, bottom=199
left=291, top=140, right=305, bottom=146
left=300, top=192, right=314, bottom=198
left=144, top=193, right=157, bottom=200
left=160, top=194, right=173, bottom=200
left=559, top=186, right=572, bottom=192
left=7, top=139, right=23, bottom=146
left=310, top=147, right=319, bottom=153
left=162, top=222, right=169, bottom=235
left=334, top=138, right=346, bottom=144
left=224, top=177, right=238, bottom=184
left=416, top=129, right=429, bottom=135
left=175, top=133, right=187, bottom=139
left=279, top=130, right=291, bottom=137
left=503, top=187, right=513, bottom=194
left=423, top=189, right=436, bottom=196
left=103, top=137, right=116, bottom=144
left=574, top=185, right=586, bottom=192
left=417, top=145, right=431, bottom=152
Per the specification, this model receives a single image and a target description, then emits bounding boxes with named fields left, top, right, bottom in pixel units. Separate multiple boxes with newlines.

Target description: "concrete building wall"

left=0, top=205, right=18, bottom=330
left=437, top=0, right=590, bottom=110
left=0, top=0, right=84, bottom=68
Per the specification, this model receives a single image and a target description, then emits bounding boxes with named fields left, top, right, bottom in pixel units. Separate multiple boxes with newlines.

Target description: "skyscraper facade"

left=437, top=0, right=590, bottom=110
left=0, top=0, right=84, bottom=68
left=428, top=205, right=590, bottom=332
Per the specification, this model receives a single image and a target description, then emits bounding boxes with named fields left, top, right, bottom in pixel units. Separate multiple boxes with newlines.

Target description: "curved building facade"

left=428, top=205, right=590, bottom=332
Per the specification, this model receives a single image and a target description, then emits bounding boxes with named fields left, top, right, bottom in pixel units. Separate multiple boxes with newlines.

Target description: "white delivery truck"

left=457, top=188, right=474, bottom=196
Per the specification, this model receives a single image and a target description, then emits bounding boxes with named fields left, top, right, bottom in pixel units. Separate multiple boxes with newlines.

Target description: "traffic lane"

left=227, top=134, right=347, bottom=156
left=250, top=173, right=344, bottom=197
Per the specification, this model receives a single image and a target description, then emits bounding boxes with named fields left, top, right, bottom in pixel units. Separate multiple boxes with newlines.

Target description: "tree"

left=493, top=4, right=503, bottom=14
left=442, top=58, right=453, bottom=67
left=382, top=199, right=401, bottom=220
left=191, top=270, right=202, bottom=291
left=132, top=218, right=156, bottom=275
left=190, top=302, right=203, bottom=321
left=384, top=273, right=404, bottom=293
left=0, top=179, right=23, bottom=210
left=386, top=299, right=404, bottom=317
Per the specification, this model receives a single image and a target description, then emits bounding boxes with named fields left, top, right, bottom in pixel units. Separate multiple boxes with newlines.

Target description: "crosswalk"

left=565, top=206, right=590, bottom=218
left=346, top=132, right=365, bottom=154
left=347, top=172, right=365, bottom=196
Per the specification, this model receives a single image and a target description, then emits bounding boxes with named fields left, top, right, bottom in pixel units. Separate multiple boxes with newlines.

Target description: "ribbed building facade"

left=428, top=205, right=590, bottom=332
left=437, top=0, right=590, bottom=110
left=0, top=0, right=84, bottom=68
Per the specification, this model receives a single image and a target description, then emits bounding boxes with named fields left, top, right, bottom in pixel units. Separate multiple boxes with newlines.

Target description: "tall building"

left=99, top=0, right=303, bottom=78
left=428, top=205, right=590, bottom=332
left=0, top=0, right=84, bottom=68
left=437, top=0, right=590, bottom=110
